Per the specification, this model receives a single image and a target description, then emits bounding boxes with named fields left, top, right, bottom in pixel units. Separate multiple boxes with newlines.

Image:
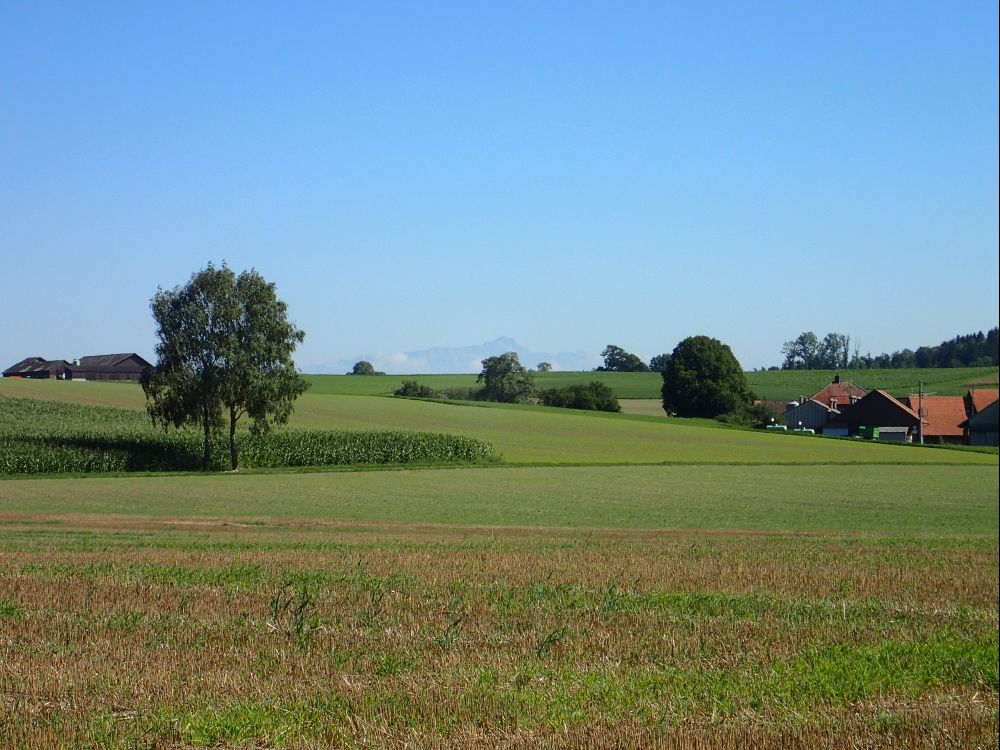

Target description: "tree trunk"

left=201, top=405, right=211, bottom=471
left=229, top=407, right=238, bottom=472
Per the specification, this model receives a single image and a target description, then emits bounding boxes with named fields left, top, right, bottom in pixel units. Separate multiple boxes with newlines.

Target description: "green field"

left=3, top=365, right=996, bottom=404
left=1, top=377, right=997, bottom=748
left=4, top=464, right=997, bottom=534
left=1, top=378, right=995, bottom=467
left=301, top=371, right=664, bottom=399
left=745, top=366, right=999, bottom=400
left=301, top=366, right=998, bottom=400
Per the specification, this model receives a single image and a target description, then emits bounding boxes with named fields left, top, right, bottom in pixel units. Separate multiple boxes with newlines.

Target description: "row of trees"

left=781, top=332, right=852, bottom=370
left=854, top=329, right=999, bottom=369
left=781, top=328, right=998, bottom=370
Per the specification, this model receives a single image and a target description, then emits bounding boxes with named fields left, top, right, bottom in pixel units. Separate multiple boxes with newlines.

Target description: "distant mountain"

left=307, top=337, right=599, bottom=374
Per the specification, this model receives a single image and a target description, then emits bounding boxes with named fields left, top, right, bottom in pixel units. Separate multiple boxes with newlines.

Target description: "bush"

left=538, top=382, right=621, bottom=412
left=436, top=386, right=484, bottom=401
left=393, top=380, right=438, bottom=398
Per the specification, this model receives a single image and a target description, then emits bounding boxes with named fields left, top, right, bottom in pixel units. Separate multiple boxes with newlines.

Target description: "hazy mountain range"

left=303, top=337, right=599, bottom=375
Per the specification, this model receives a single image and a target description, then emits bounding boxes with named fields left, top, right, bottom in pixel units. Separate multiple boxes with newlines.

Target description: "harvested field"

left=0, top=514, right=996, bottom=749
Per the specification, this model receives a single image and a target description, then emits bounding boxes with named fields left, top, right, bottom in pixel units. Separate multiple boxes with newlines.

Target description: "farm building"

left=962, top=399, right=999, bottom=446
left=899, top=395, right=969, bottom=445
left=2, top=353, right=151, bottom=381
left=2, top=357, right=73, bottom=379
left=809, top=375, right=867, bottom=411
left=966, top=388, right=999, bottom=415
left=823, top=389, right=921, bottom=440
left=784, top=398, right=840, bottom=432
left=66, top=353, right=151, bottom=381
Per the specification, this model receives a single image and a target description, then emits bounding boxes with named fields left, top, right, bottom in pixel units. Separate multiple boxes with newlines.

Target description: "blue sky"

left=2, top=2, right=997, bottom=372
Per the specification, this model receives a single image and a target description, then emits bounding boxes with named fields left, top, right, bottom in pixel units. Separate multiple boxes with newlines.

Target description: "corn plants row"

left=0, top=429, right=495, bottom=474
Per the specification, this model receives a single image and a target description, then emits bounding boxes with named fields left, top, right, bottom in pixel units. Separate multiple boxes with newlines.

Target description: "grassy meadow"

left=298, top=365, right=999, bottom=401
left=0, top=374, right=997, bottom=748
left=2, top=364, right=996, bottom=404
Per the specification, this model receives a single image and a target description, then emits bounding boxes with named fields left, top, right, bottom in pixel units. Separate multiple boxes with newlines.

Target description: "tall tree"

left=661, top=336, right=753, bottom=418
left=142, top=263, right=308, bottom=471
left=218, top=269, right=309, bottom=470
left=142, top=265, right=231, bottom=470
left=818, top=333, right=851, bottom=369
left=781, top=332, right=820, bottom=369
left=477, top=352, right=534, bottom=403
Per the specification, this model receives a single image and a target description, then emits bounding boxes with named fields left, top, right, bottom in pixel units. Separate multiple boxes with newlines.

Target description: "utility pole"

left=918, top=380, right=924, bottom=445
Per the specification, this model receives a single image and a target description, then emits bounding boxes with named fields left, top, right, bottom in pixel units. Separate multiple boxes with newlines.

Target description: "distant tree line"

left=780, top=328, right=998, bottom=370
left=392, top=338, right=765, bottom=424
left=392, top=352, right=622, bottom=413
left=596, top=344, right=671, bottom=373
left=780, top=333, right=852, bottom=370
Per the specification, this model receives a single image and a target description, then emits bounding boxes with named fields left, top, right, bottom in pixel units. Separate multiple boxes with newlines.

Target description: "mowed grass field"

left=0, top=376, right=997, bottom=748
left=1, top=378, right=996, bottom=466
left=2, top=364, right=996, bottom=410
left=300, top=366, right=998, bottom=400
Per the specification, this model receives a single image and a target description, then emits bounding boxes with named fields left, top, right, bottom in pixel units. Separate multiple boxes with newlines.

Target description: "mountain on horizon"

left=304, top=337, right=599, bottom=375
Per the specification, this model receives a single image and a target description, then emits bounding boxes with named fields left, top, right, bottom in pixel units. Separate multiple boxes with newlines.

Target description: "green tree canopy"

left=349, top=361, right=383, bottom=375
left=661, top=336, right=753, bottom=418
left=477, top=352, right=534, bottom=403
left=781, top=331, right=820, bottom=370
left=649, top=353, right=671, bottom=373
left=597, top=344, right=650, bottom=372
left=781, top=331, right=852, bottom=370
left=141, top=263, right=308, bottom=471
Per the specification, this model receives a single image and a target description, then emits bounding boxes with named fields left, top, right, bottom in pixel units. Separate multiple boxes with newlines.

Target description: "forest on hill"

left=780, top=328, right=998, bottom=370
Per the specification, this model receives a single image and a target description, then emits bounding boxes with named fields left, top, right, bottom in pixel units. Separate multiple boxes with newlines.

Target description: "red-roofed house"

left=899, top=395, right=969, bottom=445
left=967, top=389, right=999, bottom=415
left=810, top=375, right=867, bottom=412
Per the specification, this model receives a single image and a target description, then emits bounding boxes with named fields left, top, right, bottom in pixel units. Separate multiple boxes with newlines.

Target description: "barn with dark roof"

left=3, top=353, right=151, bottom=381
left=68, top=354, right=152, bottom=381
left=2, top=357, right=73, bottom=379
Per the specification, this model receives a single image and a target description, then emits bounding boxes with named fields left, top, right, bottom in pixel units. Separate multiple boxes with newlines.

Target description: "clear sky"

left=2, top=2, right=997, bottom=372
